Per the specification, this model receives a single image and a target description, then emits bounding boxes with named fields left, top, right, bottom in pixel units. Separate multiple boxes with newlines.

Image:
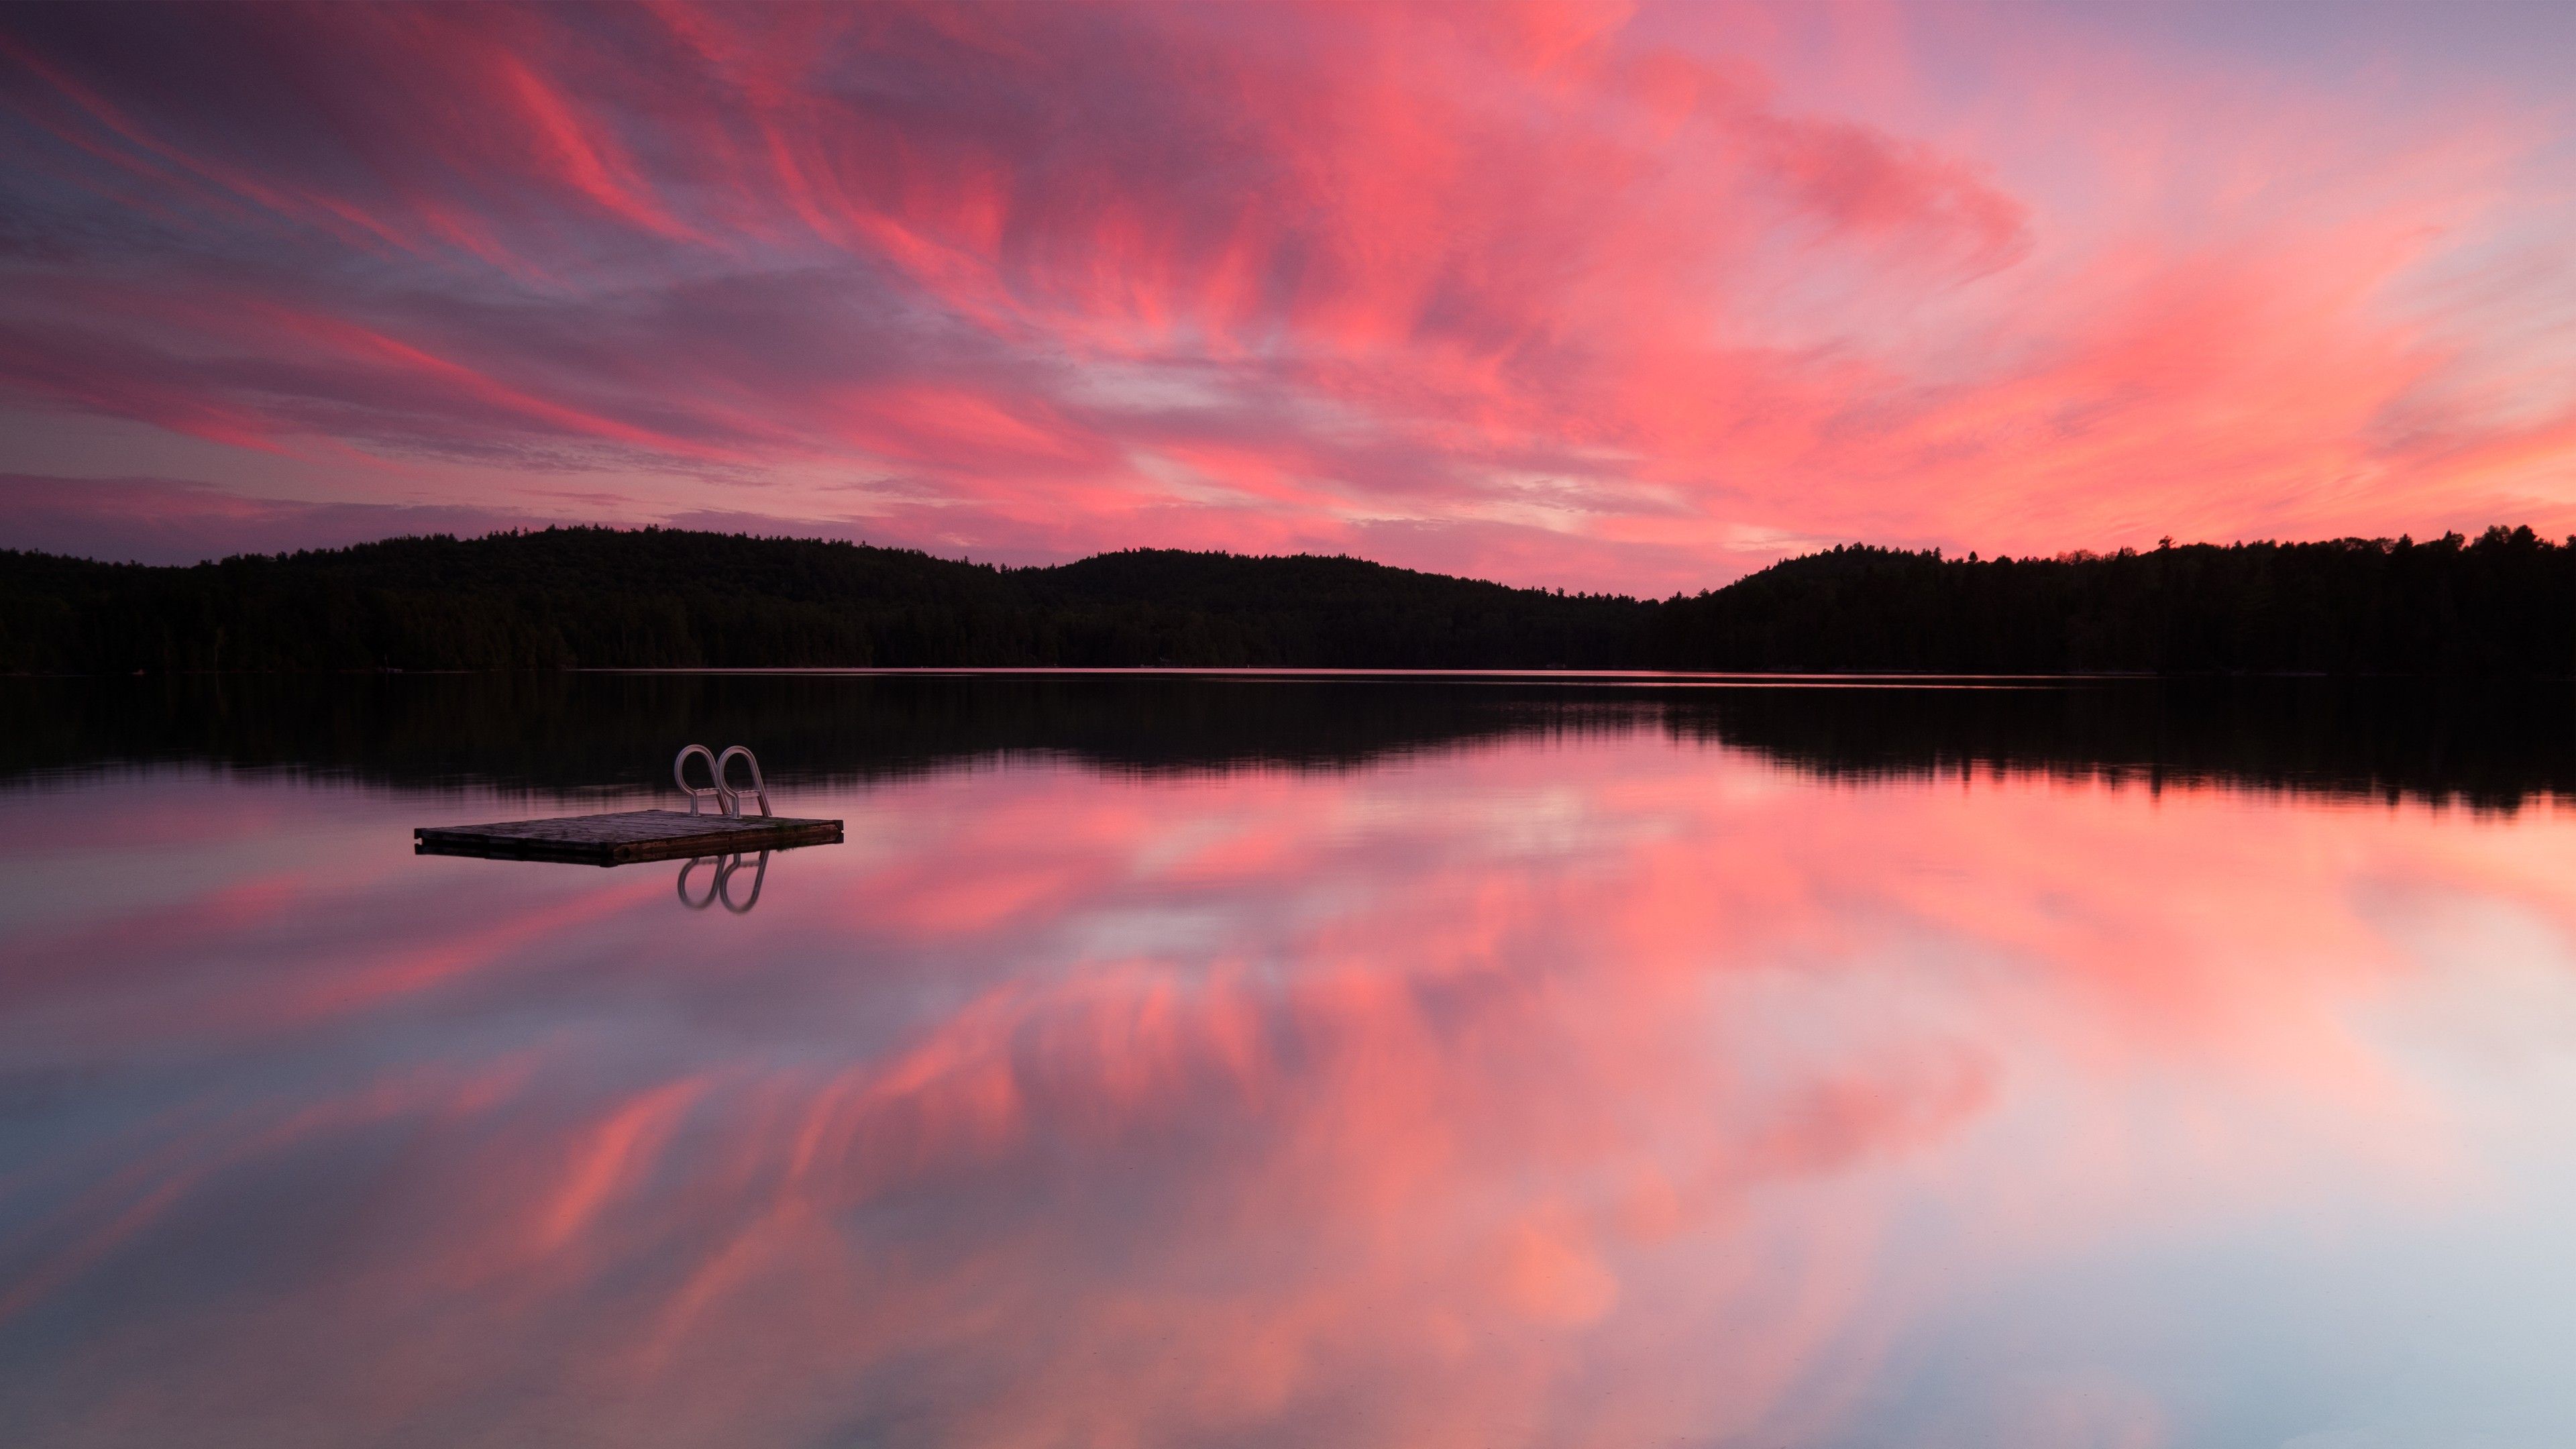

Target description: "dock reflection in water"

left=4, top=675, right=2576, bottom=1448
left=676, top=851, right=768, bottom=914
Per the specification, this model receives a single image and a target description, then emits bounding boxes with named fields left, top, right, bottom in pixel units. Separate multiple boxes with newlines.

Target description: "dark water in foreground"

left=5, top=674, right=2576, bottom=1448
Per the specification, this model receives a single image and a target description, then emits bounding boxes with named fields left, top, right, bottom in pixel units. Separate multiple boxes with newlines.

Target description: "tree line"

left=3, top=524, right=2571, bottom=676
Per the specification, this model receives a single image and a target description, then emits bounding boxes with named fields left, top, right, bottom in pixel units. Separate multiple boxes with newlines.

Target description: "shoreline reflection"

left=8, top=672, right=2576, bottom=811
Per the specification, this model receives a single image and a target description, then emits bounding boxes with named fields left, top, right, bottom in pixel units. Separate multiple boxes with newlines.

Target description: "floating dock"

left=415, top=809, right=843, bottom=866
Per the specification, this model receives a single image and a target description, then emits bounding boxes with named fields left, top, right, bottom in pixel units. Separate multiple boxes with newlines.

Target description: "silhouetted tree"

left=7, top=524, right=2571, bottom=677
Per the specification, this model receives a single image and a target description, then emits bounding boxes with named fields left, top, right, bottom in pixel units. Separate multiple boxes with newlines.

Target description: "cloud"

left=0, top=472, right=555, bottom=563
left=0, top=1, right=2572, bottom=590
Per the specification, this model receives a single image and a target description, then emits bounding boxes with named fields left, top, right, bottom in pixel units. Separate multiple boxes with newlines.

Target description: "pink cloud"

left=0, top=1, right=2571, bottom=589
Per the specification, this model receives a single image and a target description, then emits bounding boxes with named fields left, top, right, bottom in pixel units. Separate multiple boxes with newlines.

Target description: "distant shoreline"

left=0, top=667, right=2487, bottom=684
left=6, top=525, right=2571, bottom=677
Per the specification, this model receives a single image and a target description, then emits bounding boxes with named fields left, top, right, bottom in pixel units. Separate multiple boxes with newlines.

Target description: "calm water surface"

left=6, top=676, right=2576, bottom=1448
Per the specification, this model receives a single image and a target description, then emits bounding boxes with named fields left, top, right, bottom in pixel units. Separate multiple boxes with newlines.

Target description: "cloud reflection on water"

left=5, top=730, right=2576, bottom=1446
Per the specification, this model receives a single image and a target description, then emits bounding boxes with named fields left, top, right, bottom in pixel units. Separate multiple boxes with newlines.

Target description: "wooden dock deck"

left=415, top=809, right=843, bottom=865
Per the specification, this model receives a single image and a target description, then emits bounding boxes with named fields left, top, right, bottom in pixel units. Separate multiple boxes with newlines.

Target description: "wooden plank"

left=415, top=809, right=843, bottom=866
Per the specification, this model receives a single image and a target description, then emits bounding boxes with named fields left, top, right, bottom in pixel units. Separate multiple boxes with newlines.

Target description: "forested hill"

left=3, top=524, right=2572, bottom=675
left=0, top=528, right=1648, bottom=672
left=1647, top=529, right=2576, bottom=675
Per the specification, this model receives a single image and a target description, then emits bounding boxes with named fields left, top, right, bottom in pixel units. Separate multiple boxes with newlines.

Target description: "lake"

left=6, top=674, right=2576, bottom=1448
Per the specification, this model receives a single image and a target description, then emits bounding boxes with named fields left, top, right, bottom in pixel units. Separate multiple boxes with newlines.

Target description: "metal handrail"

left=714, top=745, right=773, bottom=818
left=674, top=743, right=724, bottom=816
left=673, top=743, right=771, bottom=819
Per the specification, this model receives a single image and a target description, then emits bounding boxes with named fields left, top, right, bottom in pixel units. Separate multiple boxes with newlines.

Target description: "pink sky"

left=3, top=1, right=2575, bottom=590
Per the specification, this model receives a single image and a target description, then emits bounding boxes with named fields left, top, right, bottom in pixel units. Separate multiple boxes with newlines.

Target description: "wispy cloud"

left=1, top=1, right=2571, bottom=588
